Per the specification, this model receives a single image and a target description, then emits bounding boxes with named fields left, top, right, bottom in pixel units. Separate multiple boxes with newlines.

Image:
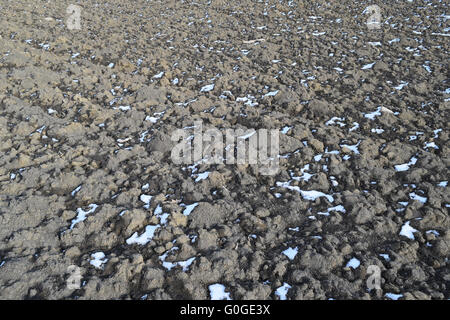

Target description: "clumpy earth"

left=0, top=0, right=448, bottom=300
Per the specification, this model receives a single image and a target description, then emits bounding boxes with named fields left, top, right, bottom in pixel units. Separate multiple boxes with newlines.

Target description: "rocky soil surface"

left=0, top=0, right=448, bottom=300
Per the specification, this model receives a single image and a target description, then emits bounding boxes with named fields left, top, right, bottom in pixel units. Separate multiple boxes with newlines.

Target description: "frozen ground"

left=0, top=0, right=448, bottom=299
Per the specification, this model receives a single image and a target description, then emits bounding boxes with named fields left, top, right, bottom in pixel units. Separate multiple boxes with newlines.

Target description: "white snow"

left=318, top=205, right=346, bottom=216
left=437, top=181, right=448, bottom=187
left=426, top=230, right=440, bottom=236
left=364, top=107, right=382, bottom=120
left=371, top=128, right=384, bottom=134
left=385, top=293, right=403, bottom=300
left=116, top=105, right=131, bottom=111
left=200, top=84, right=215, bottom=92
left=263, top=90, right=279, bottom=97
left=291, top=164, right=313, bottom=182
left=424, top=141, right=439, bottom=149
left=349, top=122, right=360, bottom=132
left=395, top=156, right=418, bottom=172
left=70, top=204, right=99, bottom=229
left=71, top=185, right=82, bottom=197
left=394, top=82, right=408, bottom=90
left=275, top=283, right=291, bottom=300
left=340, top=140, right=361, bottom=154
left=281, top=126, right=292, bottom=134
left=276, top=182, right=334, bottom=203
left=195, top=171, right=210, bottom=182
left=346, top=258, right=360, bottom=269
left=209, top=284, right=231, bottom=300
left=181, top=203, right=199, bottom=216
left=362, top=62, right=376, bottom=70
left=379, top=254, right=390, bottom=261
left=90, top=252, right=108, bottom=269
left=409, top=192, right=427, bottom=203
left=140, top=194, right=153, bottom=209
left=282, top=247, right=298, bottom=260
left=178, top=257, right=196, bottom=272
left=126, top=225, right=160, bottom=245
left=326, top=117, right=346, bottom=127
left=388, top=38, right=400, bottom=44
left=145, top=116, right=159, bottom=123
left=399, top=221, right=418, bottom=240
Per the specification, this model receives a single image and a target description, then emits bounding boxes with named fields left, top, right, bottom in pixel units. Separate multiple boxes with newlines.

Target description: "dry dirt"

left=0, top=0, right=449, bottom=300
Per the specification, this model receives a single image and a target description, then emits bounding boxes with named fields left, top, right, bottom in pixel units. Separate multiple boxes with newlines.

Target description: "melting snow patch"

left=409, top=192, right=427, bottom=203
left=424, top=141, right=439, bottom=150
left=236, top=95, right=258, bottom=107
left=276, top=182, right=334, bottom=203
left=371, top=128, right=384, bottom=134
left=422, top=65, right=432, bottom=73
left=318, top=205, right=346, bottom=216
left=346, top=258, right=360, bottom=269
left=115, top=105, right=131, bottom=111
left=71, top=185, right=82, bottom=196
left=281, top=126, right=292, bottom=134
left=178, top=257, right=196, bottom=272
left=209, top=284, right=231, bottom=300
left=437, top=181, right=448, bottom=187
left=394, top=82, right=408, bottom=90
left=325, top=117, right=346, bottom=127
left=362, top=62, right=376, bottom=70
left=282, top=247, right=298, bottom=260
left=90, top=252, right=108, bottom=269
left=399, top=221, right=418, bottom=240
left=349, top=122, right=360, bottom=132
left=145, top=115, right=159, bottom=123
left=70, top=204, right=99, bottom=229
left=340, top=140, right=361, bottom=154
left=200, top=84, right=215, bottom=92
left=140, top=194, right=153, bottom=209
left=263, top=90, right=279, bottom=97
left=181, top=203, right=199, bottom=216
left=275, top=283, right=291, bottom=300
left=154, top=205, right=170, bottom=225
left=364, top=107, right=382, bottom=120
left=379, top=254, right=390, bottom=261
left=385, top=293, right=403, bottom=300
left=291, top=164, right=313, bottom=182
left=159, top=247, right=179, bottom=271
left=426, top=230, right=440, bottom=236
left=195, top=171, right=210, bottom=182
left=395, top=156, right=418, bottom=172
left=388, top=38, right=400, bottom=44
left=159, top=247, right=196, bottom=272
left=126, top=225, right=160, bottom=245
